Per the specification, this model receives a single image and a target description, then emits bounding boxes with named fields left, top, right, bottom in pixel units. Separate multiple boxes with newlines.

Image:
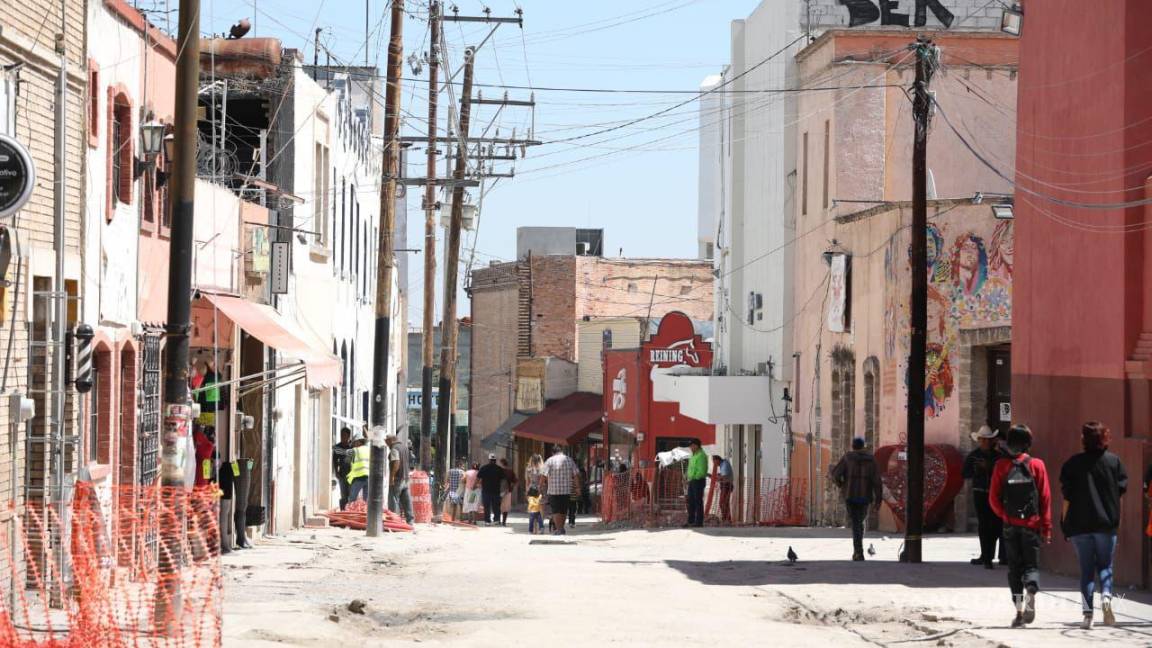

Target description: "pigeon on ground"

left=867, top=543, right=876, bottom=557
left=787, top=546, right=798, bottom=563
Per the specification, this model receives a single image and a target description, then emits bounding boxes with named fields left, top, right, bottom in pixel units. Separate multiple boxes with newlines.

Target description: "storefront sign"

left=0, top=135, right=35, bottom=220
left=406, top=388, right=440, bottom=410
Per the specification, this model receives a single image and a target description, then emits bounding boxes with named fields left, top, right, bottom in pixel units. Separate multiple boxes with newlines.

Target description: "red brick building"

left=469, top=251, right=713, bottom=464
left=1012, top=0, right=1152, bottom=585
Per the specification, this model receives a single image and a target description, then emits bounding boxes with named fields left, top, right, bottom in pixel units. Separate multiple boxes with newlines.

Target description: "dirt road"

left=223, top=515, right=1152, bottom=647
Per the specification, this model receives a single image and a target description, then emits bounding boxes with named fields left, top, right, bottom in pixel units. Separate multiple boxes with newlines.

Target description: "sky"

left=201, top=0, right=765, bottom=325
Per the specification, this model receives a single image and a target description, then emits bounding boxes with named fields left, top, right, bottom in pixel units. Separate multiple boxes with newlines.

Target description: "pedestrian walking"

left=1059, top=421, right=1127, bottom=629
left=988, top=424, right=1052, bottom=629
left=499, top=458, right=518, bottom=526
left=346, top=437, right=370, bottom=505
left=712, top=454, right=735, bottom=523
left=543, top=445, right=580, bottom=535
left=527, top=486, right=544, bottom=535
left=963, top=425, right=1006, bottom=568
left=830, top=437, right=883, bottom=561
left=478, top=454, right=506, bottom=526
left=385, top=433, right=414, bottom=524
left=332, top=427, right=354, bottom=510
left=444, top=459, right=466, bottom=521
left=685, top=439, right=708, bottom=527
left=462, top=462, right=481, bottom=523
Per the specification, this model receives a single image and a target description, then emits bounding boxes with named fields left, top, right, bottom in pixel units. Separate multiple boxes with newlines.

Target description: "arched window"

left=862, top=357, right=880, bottom=451
left=106, top=88, right=133, bottom=221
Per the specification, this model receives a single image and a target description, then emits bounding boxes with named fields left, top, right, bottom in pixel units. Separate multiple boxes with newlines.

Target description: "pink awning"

left=198, top=292, right=341, bottom=389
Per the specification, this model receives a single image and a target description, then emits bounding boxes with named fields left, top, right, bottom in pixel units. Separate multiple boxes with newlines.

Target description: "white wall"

left=697, top=74, right=724, bottom=261
left=84, top=0, right=141, bottom=328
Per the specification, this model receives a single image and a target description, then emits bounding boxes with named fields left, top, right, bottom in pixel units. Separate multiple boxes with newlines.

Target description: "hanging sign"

left=827, top=254, right=848, bottom=333
left=0, top=135, right=35, bottom=220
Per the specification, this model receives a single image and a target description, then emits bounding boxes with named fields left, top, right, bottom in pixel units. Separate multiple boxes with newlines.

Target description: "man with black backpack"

left=989, top=424, right=1052, bottom=629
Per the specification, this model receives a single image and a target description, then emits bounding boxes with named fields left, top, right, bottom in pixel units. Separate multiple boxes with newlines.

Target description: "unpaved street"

left=223, top=516, right=1152, bottom=647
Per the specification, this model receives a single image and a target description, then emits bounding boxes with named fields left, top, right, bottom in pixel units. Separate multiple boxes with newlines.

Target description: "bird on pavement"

left=867, top=544, right=876, bottom=557
left=787, top=546, right=798, bottom=563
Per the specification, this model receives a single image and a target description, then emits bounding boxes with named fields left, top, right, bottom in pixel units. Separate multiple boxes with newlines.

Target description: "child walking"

left=527, top=487, right=544, bottom=535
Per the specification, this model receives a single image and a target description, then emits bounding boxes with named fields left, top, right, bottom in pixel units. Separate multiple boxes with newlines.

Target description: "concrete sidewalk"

left=221, top=516, right=1152, bottom=647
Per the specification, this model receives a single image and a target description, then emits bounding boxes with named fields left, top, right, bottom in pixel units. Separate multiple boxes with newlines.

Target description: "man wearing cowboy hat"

left=964, top=425, right=1007, bottom=568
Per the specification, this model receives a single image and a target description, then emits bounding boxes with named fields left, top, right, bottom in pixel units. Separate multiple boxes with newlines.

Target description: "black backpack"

left=1000, top=457, right=1038, bottom=520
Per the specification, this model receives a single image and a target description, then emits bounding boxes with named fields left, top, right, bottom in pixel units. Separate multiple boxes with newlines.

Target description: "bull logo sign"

left=612, top=368, right=627, bottom=412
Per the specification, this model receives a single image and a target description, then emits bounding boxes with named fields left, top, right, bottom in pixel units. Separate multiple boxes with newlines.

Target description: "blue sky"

left=204, top=1, right=763, bottom=323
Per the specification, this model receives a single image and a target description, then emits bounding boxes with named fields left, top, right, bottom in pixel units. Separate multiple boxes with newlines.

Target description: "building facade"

left=1012, top=0, right=1152, bottom=586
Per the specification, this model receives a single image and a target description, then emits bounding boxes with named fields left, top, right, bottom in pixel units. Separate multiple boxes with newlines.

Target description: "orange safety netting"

left=601, top=468, right=807, bottom=528
left=0, top=484, right=221, bottom=648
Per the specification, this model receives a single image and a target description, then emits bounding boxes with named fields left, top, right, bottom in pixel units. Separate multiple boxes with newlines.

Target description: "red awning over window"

left=198, top=292, right=341, bottom=389
left=513, top=392, right=604, bottom=445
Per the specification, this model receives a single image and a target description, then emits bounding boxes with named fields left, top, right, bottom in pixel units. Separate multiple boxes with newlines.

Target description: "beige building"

left=0, top=0, right=87, bottom=587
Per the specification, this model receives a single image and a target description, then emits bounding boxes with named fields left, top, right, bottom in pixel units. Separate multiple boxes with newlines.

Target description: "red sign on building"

left=603, top=311, right=714, bottom=467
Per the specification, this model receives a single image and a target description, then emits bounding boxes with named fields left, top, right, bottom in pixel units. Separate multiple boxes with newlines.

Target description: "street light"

left=135, top=120, right=168, bottom=178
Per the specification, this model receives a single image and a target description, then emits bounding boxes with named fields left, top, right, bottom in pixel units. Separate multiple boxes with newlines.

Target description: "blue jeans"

left=1070, top=532, right=1117, bottom=612
left=528, top=512, right=543, bottom=533
left=348, top=477, right=368, bottom=504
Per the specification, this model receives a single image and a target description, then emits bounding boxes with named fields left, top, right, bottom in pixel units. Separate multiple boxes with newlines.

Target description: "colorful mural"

left=883, top=215, right=1013, bottom=419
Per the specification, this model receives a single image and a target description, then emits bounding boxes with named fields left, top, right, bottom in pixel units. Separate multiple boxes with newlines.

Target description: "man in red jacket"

left=989, top=424, right=1052, bottom=629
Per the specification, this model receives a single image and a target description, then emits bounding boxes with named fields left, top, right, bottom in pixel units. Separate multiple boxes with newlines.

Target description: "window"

left=340, top=179, right=347, bottom=275
left=822, top=120, right=830, bottom=210
left=313, top=143, right=328, bottom=246
left=87, top=61, right=99, bottom=148
left=801, top=131, right=809, bottom=216
left=107, top=89, right=133, bottom=221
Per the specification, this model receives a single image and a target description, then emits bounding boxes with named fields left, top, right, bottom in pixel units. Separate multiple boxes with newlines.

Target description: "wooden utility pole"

left=905, top=37, right=936, bottom=564
left=435, top=47, right=475, bottom=486
left=419, top=1, right=441, bottom=472
left=156, top=0, right=200, bottom=630
left=367, top=0, right=404, bottom=537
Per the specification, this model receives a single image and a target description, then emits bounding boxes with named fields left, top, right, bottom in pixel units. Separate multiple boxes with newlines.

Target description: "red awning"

left=513, top=392, right=603, bottom=445
left=198, top=292, right=341, bottom=389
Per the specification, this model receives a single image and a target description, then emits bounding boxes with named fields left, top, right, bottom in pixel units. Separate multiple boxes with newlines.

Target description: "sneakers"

left=1080, top=613, right=1093, bottom=630
left=1023, top=586, right=1037, bottom=624
left=1011, top=613, right=1025, bottom=628
left=1102, top=597, right=1116, bottom=626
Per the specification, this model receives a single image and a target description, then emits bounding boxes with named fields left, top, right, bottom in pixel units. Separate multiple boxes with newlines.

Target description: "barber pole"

left=69, top=323, right=95, bottom=393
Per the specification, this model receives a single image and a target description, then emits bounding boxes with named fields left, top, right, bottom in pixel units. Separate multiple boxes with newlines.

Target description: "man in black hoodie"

left=1060, top=421, right=1127, bottom=629
left=831, top=437, right=883, bottom=561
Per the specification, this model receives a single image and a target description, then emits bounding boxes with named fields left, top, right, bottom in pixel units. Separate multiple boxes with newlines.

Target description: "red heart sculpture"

left=875, top=444, right=965, bottom=530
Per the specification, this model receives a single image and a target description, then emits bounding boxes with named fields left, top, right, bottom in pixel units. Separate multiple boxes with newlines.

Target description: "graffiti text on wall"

left=838, top=0, right=956, bottom=29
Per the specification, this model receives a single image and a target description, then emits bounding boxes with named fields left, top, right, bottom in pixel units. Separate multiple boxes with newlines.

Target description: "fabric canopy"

left=482, top=413, right=529, bottom=452
left=512, top=392, right=603, bottom=445
left=198, top=292, right=341, bottom=389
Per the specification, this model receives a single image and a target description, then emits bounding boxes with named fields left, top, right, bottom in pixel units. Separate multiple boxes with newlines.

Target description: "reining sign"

left=0, top=134, right=35, bottom=220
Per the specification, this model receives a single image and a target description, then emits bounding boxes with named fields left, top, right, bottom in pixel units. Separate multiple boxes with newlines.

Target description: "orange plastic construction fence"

left=409, top=471, right=432, bottom=524
left=601, top=468, right=806, bottom=528
left=0, top=484, right=221, bottom=647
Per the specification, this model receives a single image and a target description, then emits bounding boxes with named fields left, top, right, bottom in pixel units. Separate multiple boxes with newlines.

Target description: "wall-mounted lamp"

left=134, top=121, right=171, bottom=182
left=1000, top=4, right=1023, bottom=36
left=991, top=203, right=1014, bottom=220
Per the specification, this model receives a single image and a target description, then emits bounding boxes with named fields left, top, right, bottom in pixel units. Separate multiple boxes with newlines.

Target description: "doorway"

left=986, top=346, right=1011, bottom=436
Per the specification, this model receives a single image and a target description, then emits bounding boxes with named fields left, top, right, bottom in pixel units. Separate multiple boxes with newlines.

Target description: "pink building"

left=787, top=30, right=1017, bottom=531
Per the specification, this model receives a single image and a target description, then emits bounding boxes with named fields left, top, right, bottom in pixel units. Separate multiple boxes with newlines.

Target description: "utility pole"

left=419, top=1, right=441, bottom=473
left=905, top=37, right=936, bottom=565
left=435, top=47, right=475, bottom=488
left=156, top=0, right=200, bottom=631
left=367, top=0, right=404, bottom=537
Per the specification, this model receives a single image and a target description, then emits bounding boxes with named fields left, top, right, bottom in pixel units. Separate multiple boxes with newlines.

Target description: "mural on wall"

left=837, top=0, right=956, bottom=29
left=883, top=216, right=1013, bottom=419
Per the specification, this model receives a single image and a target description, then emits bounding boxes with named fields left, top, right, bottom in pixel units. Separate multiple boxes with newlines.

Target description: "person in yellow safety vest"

left=347, top=438, right=371, bottom=504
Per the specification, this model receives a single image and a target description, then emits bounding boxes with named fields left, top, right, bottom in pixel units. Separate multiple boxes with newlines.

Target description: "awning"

left=513, top=392, right=603, bottom=445
left=198, top=292, right=341, bottom=389
left=482, top=413, right=529, bottom=453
